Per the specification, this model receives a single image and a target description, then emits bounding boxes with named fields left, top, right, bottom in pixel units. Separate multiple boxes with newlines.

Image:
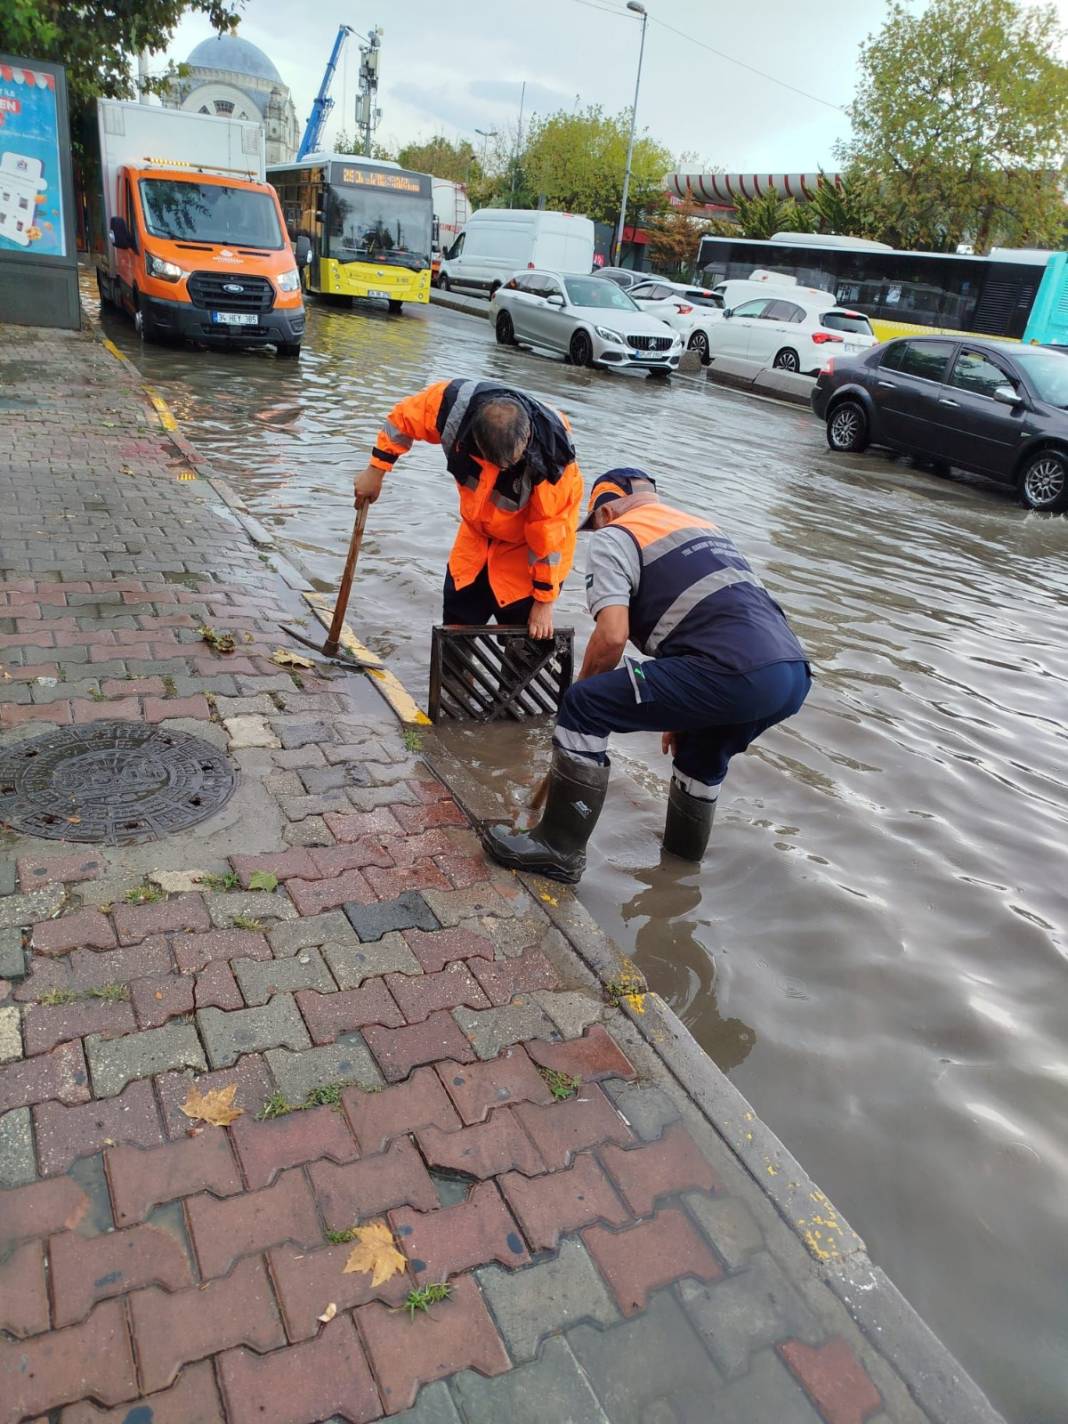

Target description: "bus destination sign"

left=334, top=165, right=426, bottom=195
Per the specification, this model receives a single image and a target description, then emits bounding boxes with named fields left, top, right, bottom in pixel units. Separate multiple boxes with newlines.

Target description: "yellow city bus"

left=268, top=154, right=432, bottom=311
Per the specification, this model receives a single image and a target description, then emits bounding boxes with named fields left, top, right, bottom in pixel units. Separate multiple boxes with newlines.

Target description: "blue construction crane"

left=297, top=24, right=354, bottom=161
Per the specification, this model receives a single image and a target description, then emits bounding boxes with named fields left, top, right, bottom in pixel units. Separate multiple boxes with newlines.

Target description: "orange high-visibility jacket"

left=369, top=379, right=584, bottom=606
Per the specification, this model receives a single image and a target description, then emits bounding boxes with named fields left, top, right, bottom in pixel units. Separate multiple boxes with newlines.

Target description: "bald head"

left=472, top=398, right=531, bottom=469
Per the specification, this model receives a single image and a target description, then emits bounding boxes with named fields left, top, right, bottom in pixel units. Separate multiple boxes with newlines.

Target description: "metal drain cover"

left=0, top=722, right=237, bottom=845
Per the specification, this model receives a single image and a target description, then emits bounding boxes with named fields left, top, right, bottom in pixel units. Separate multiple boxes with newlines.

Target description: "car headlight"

left=595, top=326, right=625, bottom=345
left=145, top=252, right=184, bottom=283
left=276, top=268, right=302, bottom=293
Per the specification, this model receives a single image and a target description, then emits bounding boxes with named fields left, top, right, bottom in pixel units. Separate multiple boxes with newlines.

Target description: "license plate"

left=211, top=311, right=258, bottom=326
left=367, top=288, right=390, bottom=299
left=631, top=350, right=655, bottom=359
left=844, top=341, right=859, bottom=354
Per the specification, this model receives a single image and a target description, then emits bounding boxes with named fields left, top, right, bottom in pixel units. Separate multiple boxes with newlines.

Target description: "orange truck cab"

left=95, top=100, right=305, bottom=355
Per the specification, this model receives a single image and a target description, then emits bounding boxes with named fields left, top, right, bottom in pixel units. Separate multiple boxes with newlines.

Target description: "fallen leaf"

left=66, top=815, right=81, bottom=825
left=271, top=647, right=315, bottom=669
left=342, top=1220, right=406, bottom=1287
left=318, top=1302, right=337, bottom=1323
left=248, top=870, right=278, bottom=893
left=180, top=1083, right=243, bottom=1127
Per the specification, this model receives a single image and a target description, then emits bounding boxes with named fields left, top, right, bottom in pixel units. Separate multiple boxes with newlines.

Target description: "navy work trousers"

left=553, top=655, right=811, bottom=800
left=442, top=565, right=534, bottom=626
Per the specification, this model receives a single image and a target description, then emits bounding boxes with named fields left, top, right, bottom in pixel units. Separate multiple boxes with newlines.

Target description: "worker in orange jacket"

left=353, top=379, right=583, bottom=638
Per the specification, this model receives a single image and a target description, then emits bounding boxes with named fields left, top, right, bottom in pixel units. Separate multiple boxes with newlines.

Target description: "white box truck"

left=439, top=209, right=595, bottom=296
left=431, top=178, right=470, bottom=285
left=94, top=100, right=305, bottom=354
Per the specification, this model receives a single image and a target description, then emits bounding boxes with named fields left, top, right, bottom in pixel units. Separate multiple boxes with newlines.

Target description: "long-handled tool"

left=278, top=502, right=375, bottom=670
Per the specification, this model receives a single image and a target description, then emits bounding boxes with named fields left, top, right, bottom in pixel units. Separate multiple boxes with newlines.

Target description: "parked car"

left=594, top=266, right=650, bottom=292
left=439, top=210, right=594, bottom=296
left=812, top=335, right=1068, bottom=512
left=710, top=273, right=835, bottom=313
left=704, top=294, right=876, bottom=374
left=491, top=270, right=682, bottom=375
left=626, top=278, right=726, bottom=360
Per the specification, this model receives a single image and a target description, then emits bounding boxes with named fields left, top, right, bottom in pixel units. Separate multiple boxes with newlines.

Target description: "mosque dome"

left=185, top=34, right=283, bottom=84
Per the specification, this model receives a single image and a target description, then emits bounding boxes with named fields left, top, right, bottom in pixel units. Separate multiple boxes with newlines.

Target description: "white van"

left=439, top=209, right=595, bottom=296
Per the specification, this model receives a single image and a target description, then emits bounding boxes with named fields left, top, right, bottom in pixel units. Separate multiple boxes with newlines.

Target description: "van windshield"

left=564, top=277, right=637, bottom=310
left=139, top=180, right=284, bottom=249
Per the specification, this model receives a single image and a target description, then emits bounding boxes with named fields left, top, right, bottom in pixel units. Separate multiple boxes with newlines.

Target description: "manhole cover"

left=0, top=722, right=237, bottom=845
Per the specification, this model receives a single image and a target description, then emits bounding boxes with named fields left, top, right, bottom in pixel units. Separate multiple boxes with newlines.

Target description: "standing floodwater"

left=96, top=289, right=1068, bottom=1423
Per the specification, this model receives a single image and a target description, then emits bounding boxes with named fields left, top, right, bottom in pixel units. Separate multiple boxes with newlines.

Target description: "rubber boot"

left=481, top=749, right=609, bottom=883
left=662, top=779, right=716, bottom=862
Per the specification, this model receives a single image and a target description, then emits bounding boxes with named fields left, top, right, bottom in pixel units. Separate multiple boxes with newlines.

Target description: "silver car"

left=490, top=270, right=682, bottom=376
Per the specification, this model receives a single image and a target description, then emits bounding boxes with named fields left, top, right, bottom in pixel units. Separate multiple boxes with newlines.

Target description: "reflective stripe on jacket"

left=371, top=379, right=584, bottom=606
left=612, top=502, right=807, bottom=671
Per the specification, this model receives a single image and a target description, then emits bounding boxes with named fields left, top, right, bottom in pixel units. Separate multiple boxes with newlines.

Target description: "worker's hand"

left=354, top=464, right=385, bottom=509
left=528, top=601, right=554, bottom=640
left=661, top=731, right=679, bottom=758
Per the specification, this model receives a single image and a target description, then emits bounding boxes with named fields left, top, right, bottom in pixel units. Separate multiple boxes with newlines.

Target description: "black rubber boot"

left=662, top=779, right=716, bottom=862
left=481, top=749, right=609, bottom=883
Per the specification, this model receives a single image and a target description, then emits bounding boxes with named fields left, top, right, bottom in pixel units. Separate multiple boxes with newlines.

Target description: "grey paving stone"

left=86, top=1023, right=206, bottom=1097
left=266, top=1037, right=383, bottom=1100
left=374, top=1381, right=461, bottom=1424
left=232, top=947, right=334, bottom=1005
left=204, top=891, right=298, bottom=928
left=0, top=860, right=16, bottom=896
left=279, top=791, right=351, bottom=821
left=0, top=1106, right=36, bottom=1187
left=532, top=990, right=608, bottom=1039
left=224, top=714, right=280, bottom=749
left=271, top=718, right=336, bottom=748
left=299, top=763, right=372, bottom=794
left=0, top=1005, right=21, bottom=1062
left=602, top=1079, right=682, bottom=1141
left=236, top=674, right=293, bottom=696
left=684, top=1191, right=765, bottom=1272
left=477, top=1238, right=619, bottom=1362
left=197, top=994, right=311, bottom=1068
left=422, top=885, right=525, bottom=928
left=347, top=784, right=420, bottom=811
left=323, top=931, right=421, bottom=989
left=0, top=884, right=65, bottom=931
left=264, top=770, right=304, bottom=798
left=453, top=1001, right=557, bottom=1060
left=706, top=1350, right=823, bottom=1423
left=212, top=694, right=277, bottom=718
left=0, top=926, right=26, bottom=979
left=268, top=911, right=356, bottom=957
left=451, top=1336, right=609, bottom=1424
left=170, top=674, right=239, bottom=697
left=567, top=1289, right=722, bottom=1424
left=283, top=816, right=333, bottom=847
left=678, top=1252, right=823, bottom=1380
left=344, top=892, right=439, bottom=943
left=273, top=746, right=327, bottom=769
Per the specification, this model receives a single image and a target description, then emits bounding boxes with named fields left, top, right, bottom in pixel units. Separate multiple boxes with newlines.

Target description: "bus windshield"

left=327, top=182, right=432, bottom=271
left=139, top=180, right=284, bottom=249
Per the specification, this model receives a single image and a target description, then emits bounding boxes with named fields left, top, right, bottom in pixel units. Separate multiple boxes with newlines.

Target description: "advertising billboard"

left=0, top=60, right=66, bottom=258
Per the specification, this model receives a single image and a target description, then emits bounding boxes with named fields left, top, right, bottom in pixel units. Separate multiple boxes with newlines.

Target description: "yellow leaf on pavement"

left=180, top=1082, right=243, bottom=1127
left=318, top=1302, right=338, bottom=1323
left=271, top=647, right=315, bottom=669
left=342, top=1220, right=406, bottom=1287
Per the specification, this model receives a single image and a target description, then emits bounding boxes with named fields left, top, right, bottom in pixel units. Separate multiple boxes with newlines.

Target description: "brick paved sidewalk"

left=0, top=323, right=998, bottom=1424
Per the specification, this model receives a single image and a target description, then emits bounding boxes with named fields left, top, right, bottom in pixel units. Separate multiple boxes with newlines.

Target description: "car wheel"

left=773, top=348, right=800, bottom=372
left=438, top=274, right=451, bottom=292
left=647, top=368, right=671, bottom=380
left=688, top=329, right=710, bottom=363
left=276, top=342, right=301, bottom=358
left=569, top=330, right=594, bottom=368
left=495, top=311, right=516, bottom=346
left=826, top=399, right=869, bottom=454
left=132, top=290, right=156, bottom=341
left=1018, top=449, right=1068, bottom=512
left=387, top=299, right=403, bottom=314
left=96, top=269, right=114, bottom=308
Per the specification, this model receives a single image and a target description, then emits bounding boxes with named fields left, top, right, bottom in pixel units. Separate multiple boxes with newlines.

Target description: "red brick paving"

left=499, top=1152, right=630, bottom=1251
left=417, top=1108, right=545, bottom=1179
left=403, top=923, right=495, bottom=973
left=106, top=1131, right=242, bottom=1226
left=469, top=943, right=560, bottom=1003
left=364, top=1009, right=477, bottom=1081
left=30, top=908, right=116, bottom=956
left=777, top=1338, right=884, bottom=1424
left=23, top=996, right=136, bottom=1055
left=267, top=1239, right=410, bottom=1342
left=229, top=1103, right=358, bottom=1189
left=385, top=961, right=489, bottom=1022
left=186, top=1168, right=322, bottom=1278
left=513, top=1084, right=634, bottom=1168
left=296, top=982, right=404, bottom=1042
left=59, top=1360, right=225, bottom=1423
left=50, top=1221, right=193, bottom=1326
left=0, top=1039, right=90, bottom=1114
left=0, top=1240, right=50, bottom=1337
left=598, top=1122, right=722, bottom=1216
left=0, top=1300, right=138, bottom=1420
left=33, top=1079, right=163, bottom=1175
left=583, top=1207, right=723, bottom=1315
left=16, top=851, right=103, bottom=891
left=309, top=1137, right=438, bottom=1230
left=286, top=869, right=373, bottom=916
left=218, top=1314, right=383, bottom=1424
left=341, top=1065, right=460, bottom=1153
left=0, top=1175, right=90, bottom=1245
left=392, top=1178, right=531, bottom=1281
left=113, top=893, right=210, bottom=945
left=526, top=1023, right=637, bottom=1084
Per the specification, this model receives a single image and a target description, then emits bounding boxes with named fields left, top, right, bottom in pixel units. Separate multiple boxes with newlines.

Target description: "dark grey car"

left=811, top=335, right=1068, bottom=512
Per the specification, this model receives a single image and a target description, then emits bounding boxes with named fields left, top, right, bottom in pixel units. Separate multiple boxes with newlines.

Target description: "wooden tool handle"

left=324, top=501, right=369, bottom=656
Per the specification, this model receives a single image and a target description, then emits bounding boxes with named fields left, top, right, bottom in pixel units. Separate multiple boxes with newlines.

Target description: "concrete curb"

left=88, top=304, right=1005, bottom=1424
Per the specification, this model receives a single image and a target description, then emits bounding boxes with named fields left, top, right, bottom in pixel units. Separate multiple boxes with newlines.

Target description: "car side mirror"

left=108, top=216, right=131, bottom=250
left=547, top=294, right=565, bottom=307
left=294, top=234, right=312, bottom=267
left=722, top=307, right=733, bottom=319
left=992, top=383, right=1021, bottom=407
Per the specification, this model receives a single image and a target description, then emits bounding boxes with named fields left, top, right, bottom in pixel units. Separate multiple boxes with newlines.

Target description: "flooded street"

left=97, top=289, right=1068, bottom=1423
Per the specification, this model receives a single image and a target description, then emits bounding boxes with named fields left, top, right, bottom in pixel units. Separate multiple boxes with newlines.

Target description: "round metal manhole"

left=0, top=722, right=237, bottom=845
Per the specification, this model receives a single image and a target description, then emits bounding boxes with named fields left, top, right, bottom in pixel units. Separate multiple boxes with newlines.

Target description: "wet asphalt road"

left=95, top=288, right=1068, bottom=1423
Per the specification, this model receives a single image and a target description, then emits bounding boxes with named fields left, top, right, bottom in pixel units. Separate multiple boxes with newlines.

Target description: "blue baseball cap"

left=580, top=468, right=658, bottom=529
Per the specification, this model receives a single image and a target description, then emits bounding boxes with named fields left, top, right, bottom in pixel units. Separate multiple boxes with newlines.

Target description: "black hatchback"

left=811, top=335, right=1068, bottom=512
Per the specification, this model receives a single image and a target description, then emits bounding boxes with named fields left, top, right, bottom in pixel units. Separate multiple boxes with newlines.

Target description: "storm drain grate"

left=428, top=625, right=573, bottom=723
left=0, top=722, right=237, bottom=845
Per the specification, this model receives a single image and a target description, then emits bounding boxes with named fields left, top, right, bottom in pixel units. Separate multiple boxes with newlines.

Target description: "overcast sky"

left=161, top=0, right=1068, bottom=176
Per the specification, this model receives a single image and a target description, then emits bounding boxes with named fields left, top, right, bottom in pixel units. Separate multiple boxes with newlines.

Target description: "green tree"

left=519, top=104, right=672, bottom=228
left=0, top=0, right=243, bottom=116
left=395, top=134, right=481, bottom=185
left=804, top=171, right=883, bottom=241
left=645, top=198, right=717, bottom=280
left=730, top=190, right=816, bottom=241
left=838, top=0, right=1068, bottom=252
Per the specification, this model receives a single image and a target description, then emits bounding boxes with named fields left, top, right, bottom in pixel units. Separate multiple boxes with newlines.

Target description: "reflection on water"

left=95, top=286, right=1068, bottom=1423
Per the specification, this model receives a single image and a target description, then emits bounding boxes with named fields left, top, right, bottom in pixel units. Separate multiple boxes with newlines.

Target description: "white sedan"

left=626, top=278, right=729, bottom=362
left=491, top=271, right=683, bottom=376
left=704, top=294, right=877, bottom=375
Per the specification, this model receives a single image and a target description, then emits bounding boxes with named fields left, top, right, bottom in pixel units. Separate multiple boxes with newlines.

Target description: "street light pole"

left=613, top=1, right=647, bottom=268
left=475, top=127, right=498, bottom=171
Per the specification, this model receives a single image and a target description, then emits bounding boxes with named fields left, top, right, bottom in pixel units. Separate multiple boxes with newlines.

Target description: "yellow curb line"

left=303, top=591, right=432, bottom=727
left=100, top=336, right=129, bottom=364
left=143, top=386, right=178, bottom=431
